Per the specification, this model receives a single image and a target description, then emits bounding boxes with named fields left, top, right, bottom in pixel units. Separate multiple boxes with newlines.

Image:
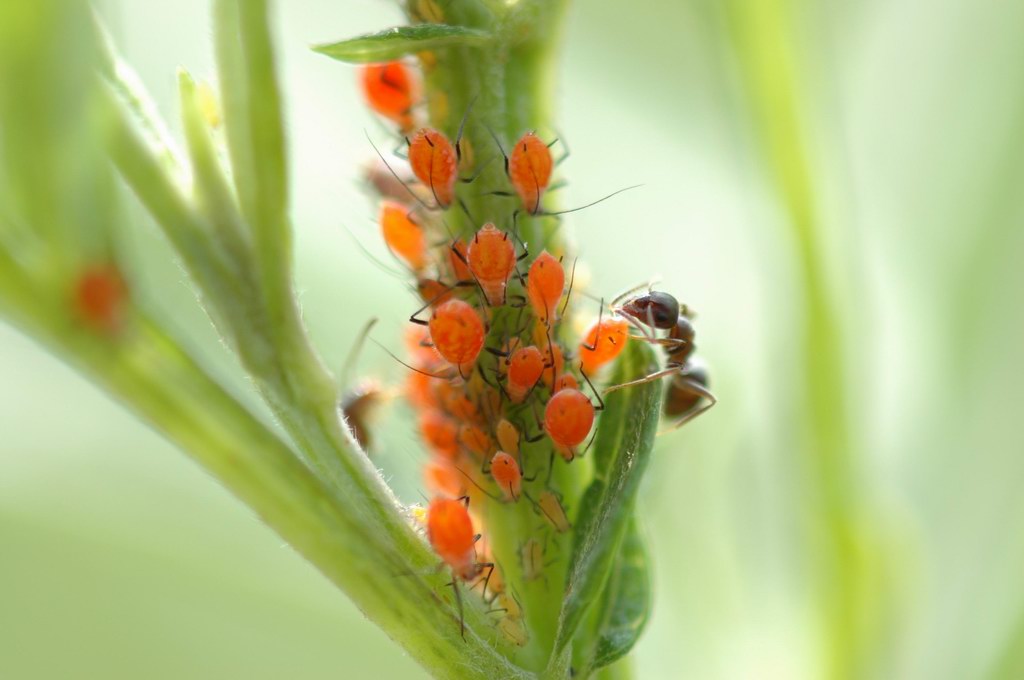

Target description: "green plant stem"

left=410, top=0, right=578, bottom=672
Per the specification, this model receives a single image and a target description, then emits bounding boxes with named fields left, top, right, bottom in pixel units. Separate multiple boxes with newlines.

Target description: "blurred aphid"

left=534, top=490, right=571, bottom=533
left=519, top=537, right=546, bottom=582
left=341, top=378, right=384, bottom=451
left=495, top=419, right=520, bottom=457
left=420, top=409, right=459, bottom=459
left=361, top=61, right=419, bottom=132
left=379, top=201, right=427, bottom=271
left=497, top=615, right=529, bottom=647
left=426, top=496, right=493, bottom=638
left=424, top=458, right=464, bottom=497
left=489, top=451, right=522, bottom=501
left=448, top=238, right=472, bottom=281
left=74, top=264, right=127, bottom=333
left=459, top=423, right=493, bottom=459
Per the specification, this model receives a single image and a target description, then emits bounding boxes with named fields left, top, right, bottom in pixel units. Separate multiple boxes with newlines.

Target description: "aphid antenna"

left=447, top=577, right=466, bottom=641
left=454, top=464, right=503, bottom=503
left=539, top=183, right=643, bottom=218
left=369, top=337, right=454, bottom=381
left=339, top=317, right=378, bottom=388
left=365, top=129, right=439, bottom=212
left=579, top=367, right=605, bottom=411
left=344, top=222, right=410, bottom=280
left=559, top=257, right=579, bottom=320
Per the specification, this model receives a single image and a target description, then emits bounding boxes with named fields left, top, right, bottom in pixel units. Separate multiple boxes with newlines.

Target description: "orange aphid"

left=405, top=370, right=437, bottom=410
left=536, top=490, right=571, bottom=533
left=526, top=250, right=564, bottom=326
left=449, top=239, right=472, bottom=281
left=428, top=299, right=485, bottom=372
left=427, top=497, right=480, bottom=581
left=436, top=380, right=480, bottom=422
left=554, top=373, right=578, bottom=392
left=459, top=423, right=492, bottom=458
left=361, top=62, right=418, bottom=132
left=419, top=410, right=459, bottom=459
left=380, top=201, right=426, bottom=270
left=544, top=387, right=594, bottom=459
left=404, top=324, right=440, bottom=365
left=578, top=315, right=630, bottom=375
left=408, top=128, right=458, bottom=209
left=467, top=223, right=516, bottom=306
left=424, top=459, right=464, bottom=497
left=417, top=278, right=453, bottom=308
left=74, top=264, right=127, bottom=332
left=506, top=345, right=544, bottom=403
left=496, top=419, right=520, bottom=456
left=509, top=132, right=554, bottom=215
left=540, top=340, right=565, bottom=389
left=490, top=452, right=522, bottom=500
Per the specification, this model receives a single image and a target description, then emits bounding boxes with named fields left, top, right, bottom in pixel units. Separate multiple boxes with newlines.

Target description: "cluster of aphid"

left=351, top=60, right=716, bottom=642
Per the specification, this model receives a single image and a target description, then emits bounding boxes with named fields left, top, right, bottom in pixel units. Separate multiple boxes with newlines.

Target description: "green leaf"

left=550, top=341, right=662, bottom=662
left=312, top=24, right=491, bottom=64
left=588, top=520, right=653, bottom=671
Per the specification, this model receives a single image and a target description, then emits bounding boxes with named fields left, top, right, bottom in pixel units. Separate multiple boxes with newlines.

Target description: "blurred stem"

left=0, top=254, right=524, bottom=679
left=593, top=657, right=634, bottom=680
left=724, top=1, right=871, bottom=678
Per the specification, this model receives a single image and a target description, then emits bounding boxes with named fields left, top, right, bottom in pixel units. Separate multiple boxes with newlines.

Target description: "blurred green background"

left=3, top=0, right=1024, bottom=678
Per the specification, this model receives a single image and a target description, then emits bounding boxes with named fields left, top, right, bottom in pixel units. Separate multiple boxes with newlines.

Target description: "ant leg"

left=661, top=382, right=718, bottom=433
left=604, top=364, right=682, bottom=394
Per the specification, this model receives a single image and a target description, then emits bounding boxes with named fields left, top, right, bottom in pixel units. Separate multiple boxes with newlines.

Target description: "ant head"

left=619, top=290, right=679, bottom=330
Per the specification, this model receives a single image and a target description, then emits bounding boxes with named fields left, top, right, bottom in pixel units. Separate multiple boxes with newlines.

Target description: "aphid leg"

left=661, top=381, right=718, bottom=433
left=448, top=577, right=466, bottom=641
left=580, top=368, right=605, bottom=411
left=547, top=129, right=571, bottom=166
